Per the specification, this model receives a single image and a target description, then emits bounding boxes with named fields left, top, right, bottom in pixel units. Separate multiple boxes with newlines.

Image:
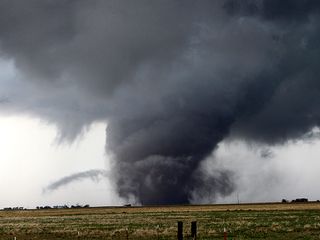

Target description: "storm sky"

left=1, top=0, right=320, bottom=206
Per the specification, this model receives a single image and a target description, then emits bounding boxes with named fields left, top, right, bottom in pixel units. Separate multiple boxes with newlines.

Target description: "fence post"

left=177, top=221, right=183, bottom=240
left=191, top=221, right=197, bottom=239
left=156, top=224, right=160, bottom=240
left=224, top=227, right=227, bottom=240
left=126, top=227, right=129, bottom=240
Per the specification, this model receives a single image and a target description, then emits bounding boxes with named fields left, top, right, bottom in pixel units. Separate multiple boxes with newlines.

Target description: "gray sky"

left=0, top=115, right=123, bottom=208
left=1, top=0, right=320, bottom=206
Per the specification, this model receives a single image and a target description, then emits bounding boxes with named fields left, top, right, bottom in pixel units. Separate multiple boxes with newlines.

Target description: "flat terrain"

left=1, top=202, right=320, bottom=239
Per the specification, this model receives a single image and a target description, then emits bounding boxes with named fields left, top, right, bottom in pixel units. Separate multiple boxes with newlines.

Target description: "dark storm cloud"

left=224, top=0, right=320, bottom=21
left=1, top=0, right=320, bottom=204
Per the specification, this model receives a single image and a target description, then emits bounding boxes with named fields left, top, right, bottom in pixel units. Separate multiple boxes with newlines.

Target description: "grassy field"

left=1, top=202, right=320, bottom=239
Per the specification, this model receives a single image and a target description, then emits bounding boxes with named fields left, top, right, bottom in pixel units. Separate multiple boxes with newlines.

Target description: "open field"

left=1, top=202, right=320, bottom=239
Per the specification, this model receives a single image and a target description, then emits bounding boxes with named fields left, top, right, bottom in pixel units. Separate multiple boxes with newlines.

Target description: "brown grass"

left=0, top=202, right=320, bottom=239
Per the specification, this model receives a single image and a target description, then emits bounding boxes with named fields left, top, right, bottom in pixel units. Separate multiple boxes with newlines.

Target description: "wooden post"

left=224, top=227, right=227, bottom=240
left=191, top=221, right=197, bottom=239
left=126, top=227, right=129, bottom=240
left=156, top=224, right=160, bottom=240
left=177, top=221, right=183, bottom=240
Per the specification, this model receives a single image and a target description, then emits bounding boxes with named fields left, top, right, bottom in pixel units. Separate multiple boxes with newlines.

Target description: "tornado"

left=0, top=0, right=320, bottom=204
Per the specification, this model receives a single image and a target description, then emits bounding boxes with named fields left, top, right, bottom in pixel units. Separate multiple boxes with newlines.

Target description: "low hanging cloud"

left=0, top=0, right=320, bottom=204
left=43, top=169, right=108, bottom=194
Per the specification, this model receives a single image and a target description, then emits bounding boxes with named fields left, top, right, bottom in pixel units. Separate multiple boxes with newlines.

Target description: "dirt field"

left=1, top=202, right=320, bottom=239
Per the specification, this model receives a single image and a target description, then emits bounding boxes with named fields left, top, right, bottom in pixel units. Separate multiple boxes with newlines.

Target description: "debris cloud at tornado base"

left=0, top=0, right=320, bottom=204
